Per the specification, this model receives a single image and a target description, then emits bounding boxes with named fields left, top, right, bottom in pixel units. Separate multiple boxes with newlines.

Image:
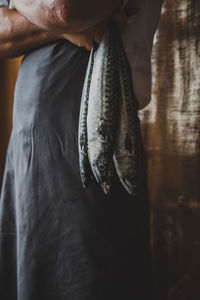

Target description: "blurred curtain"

left=139, top=0, right=200, bottom=299
left=0, top=0, right=200, bottom=299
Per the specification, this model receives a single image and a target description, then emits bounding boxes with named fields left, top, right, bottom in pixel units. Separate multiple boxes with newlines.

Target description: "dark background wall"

left=0, top=1, right=199, bottom=299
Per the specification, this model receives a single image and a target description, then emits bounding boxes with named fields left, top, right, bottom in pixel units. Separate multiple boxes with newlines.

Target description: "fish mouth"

left=92, top=167, right=109, bottom=186
left=120, top=178, right=137, bottom=197
left=92, top=168, right=103, bottom=184
left=101, top=182, right=111, bottom=195
left=94, top=172, right=112, bottom=195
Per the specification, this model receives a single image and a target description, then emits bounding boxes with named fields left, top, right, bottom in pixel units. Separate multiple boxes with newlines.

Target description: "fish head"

left=88, top=142, right=111, bottom=184
left=92, top=155, right=111, bottom=184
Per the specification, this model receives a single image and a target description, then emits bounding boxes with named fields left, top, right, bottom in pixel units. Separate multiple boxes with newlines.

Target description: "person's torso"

left=0, top=0, right=164, bottom=110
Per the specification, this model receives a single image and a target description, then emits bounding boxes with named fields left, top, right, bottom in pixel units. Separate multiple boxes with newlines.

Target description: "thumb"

left=90, top=22, right=108, bottom=44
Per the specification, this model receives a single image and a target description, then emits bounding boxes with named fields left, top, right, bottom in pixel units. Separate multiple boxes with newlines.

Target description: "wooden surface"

left=0, top=0, right=200, bottom=298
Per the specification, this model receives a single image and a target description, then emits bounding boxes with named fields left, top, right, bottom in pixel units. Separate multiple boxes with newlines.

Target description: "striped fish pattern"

left=87, top=23, right=119, bottom=192
left=78, top=21, right=139, bottom=196
left=78, top=46, right=96, bottom=187
left=113, top=29, right=140, bottom=195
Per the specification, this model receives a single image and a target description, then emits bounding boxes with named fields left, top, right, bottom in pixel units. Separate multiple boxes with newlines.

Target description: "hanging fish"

left=87, top=23, right=120, bottom=191
left=113, top=29, right=140, bottom=196
left=78, top=21, right=140, bottom=196
left=78, top=46, right=96, bottom=187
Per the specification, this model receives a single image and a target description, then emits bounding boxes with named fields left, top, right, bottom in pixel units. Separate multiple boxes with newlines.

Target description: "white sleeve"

left=121, top=0, right=164, bottom=110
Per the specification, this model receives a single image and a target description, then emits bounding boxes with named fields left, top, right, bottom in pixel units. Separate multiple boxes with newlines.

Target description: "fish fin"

left=101, top=182, right=111, bottom=195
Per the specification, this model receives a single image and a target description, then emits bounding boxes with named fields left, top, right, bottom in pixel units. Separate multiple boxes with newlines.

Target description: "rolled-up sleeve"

left=122, top=0, right=164, bottom=109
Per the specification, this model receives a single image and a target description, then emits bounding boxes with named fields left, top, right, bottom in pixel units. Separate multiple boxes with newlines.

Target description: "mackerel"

left=78, top=47, right=96, bottom=187
left=113, top=30, right=140, bottom=196
left=87, top=23, right=119, bottom=191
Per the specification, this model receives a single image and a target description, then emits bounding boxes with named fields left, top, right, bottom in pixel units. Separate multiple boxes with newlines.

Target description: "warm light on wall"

left=0, top=57, right=22, bottom=183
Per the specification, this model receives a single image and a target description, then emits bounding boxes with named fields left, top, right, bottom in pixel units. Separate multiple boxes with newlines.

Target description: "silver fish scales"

left=113, top=29, right=140, bottom=196
left=87, top=23, right=119, bottom=192
left=78, top=22, right=140, bottom=195
left=78, top=46, right=96, bottom=187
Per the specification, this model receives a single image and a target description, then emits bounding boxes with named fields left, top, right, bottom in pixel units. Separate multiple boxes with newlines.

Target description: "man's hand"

left=9, top=0, right=126, bottom=52
left=62, top=21, right=108, bottom=51
left=12, top=0, right=123, bottom=33
left=0, top=3, right=126, bottom=58
left=61, top=9, right=127, bottom=51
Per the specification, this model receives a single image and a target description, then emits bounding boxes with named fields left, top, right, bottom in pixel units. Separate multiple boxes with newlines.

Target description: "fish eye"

left=98, top=163, right=105, bottom=172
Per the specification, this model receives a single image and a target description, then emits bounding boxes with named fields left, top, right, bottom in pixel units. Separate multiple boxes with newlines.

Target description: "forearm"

left=12, top=0, right=122, bottom=33
left=0, top=8, right=61, bottom=58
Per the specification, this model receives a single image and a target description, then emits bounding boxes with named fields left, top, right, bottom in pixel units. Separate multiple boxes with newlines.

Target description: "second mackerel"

left=113, top=29, right=140, bottom=196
